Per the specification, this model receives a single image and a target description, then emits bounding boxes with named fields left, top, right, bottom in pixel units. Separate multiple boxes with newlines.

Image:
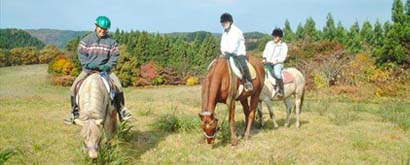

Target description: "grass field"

left=1, top=64, right=410, bottom=164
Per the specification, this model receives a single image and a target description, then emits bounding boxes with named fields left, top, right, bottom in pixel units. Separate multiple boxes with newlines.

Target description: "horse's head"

left=74, top=119, right=103, bottom=159
left=198, top=111, right=219, bottom=144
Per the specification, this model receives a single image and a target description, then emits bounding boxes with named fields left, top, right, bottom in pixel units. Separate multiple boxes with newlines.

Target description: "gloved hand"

left=98, top=65, right=111, bottom=72
left=85, top=63, right=98, bottom=70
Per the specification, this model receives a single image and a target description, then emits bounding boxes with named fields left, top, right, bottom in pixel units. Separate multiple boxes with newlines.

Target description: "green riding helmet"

left=95, top=16, right=111, bottom=29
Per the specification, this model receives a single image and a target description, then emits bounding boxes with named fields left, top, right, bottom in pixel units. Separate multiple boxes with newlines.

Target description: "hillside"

left=0, top=28, right=45, bottom=49
left=25, top=29, right=88, bottom=49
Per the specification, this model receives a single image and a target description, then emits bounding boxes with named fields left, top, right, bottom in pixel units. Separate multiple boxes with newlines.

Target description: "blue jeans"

left=273, top=64, right=283, bottom=79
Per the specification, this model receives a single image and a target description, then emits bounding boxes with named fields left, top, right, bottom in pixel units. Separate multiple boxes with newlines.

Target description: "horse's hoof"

left=259, top=122, right=265, bottom=128
left=231, top=139, right=238, bottom=146
left=296, top=123, right=300, bottom=128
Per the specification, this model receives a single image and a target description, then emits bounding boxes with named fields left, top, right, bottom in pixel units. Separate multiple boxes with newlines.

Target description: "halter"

left=85, top=144, right=99, bottom=152
left=201, top=113, right=219, bottom=139
left=83, top=141, right=99, bottom=152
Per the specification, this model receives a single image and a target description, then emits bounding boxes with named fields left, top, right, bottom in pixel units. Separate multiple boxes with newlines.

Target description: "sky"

left=0, top=0, right=394, bottom=33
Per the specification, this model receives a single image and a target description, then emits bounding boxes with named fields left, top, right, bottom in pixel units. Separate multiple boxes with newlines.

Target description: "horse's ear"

left=95, top=119, right=103, bottom=125
left=198, top=113, right=203, bottom=120
left=74, top=119, right=85, bottom=126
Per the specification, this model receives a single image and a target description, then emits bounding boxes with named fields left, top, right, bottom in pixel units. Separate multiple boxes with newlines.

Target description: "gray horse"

left=257, top=67, right=305, bottom=128
left=73, top=73, right=118, bottom=159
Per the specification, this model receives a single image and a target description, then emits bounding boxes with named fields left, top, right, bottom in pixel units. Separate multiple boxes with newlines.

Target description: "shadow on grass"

left=212, top=119, right=266, bottom=148
left=118, top=129, right=169, bottom=161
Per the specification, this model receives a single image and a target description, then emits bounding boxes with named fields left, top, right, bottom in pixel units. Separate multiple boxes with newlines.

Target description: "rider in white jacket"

left=262, top=28, right=288, bottom=96
left=220, top=13, right=253, bottom=92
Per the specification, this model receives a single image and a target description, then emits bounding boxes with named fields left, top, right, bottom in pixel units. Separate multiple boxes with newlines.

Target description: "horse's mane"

left=202, top=58, right=223, bottom=112
left=78, top=73, right=109, bottom=120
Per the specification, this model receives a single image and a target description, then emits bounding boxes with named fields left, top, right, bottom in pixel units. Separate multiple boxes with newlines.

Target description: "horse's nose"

left=89, top=151, right=98, bottom=159
left=207, top=138, right=215, bottom=144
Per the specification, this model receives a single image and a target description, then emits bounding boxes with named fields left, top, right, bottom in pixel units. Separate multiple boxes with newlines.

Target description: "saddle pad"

left=283, top=71, right=294, bottom=84
left=229, top=57, right=256, bottom=80
left=266, top=69, right=294, bottom=85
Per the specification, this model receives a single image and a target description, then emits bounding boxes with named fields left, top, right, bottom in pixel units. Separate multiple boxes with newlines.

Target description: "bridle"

left=202, top=116, right=219, bottom=139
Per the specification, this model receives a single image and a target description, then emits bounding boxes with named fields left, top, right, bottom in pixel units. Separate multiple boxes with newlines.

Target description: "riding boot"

left=238, top=56, right=253, bottom=92
left=277, top=78, right=285, bottom=97
left=114, top=92, right=132, bottom=122
left=64, top=96, right=79, bottom=124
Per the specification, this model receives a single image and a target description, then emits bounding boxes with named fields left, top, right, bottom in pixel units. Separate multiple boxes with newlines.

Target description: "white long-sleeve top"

left=220, top=24, right=246, bottom=56
left=262, top=40, right=288, bottom=63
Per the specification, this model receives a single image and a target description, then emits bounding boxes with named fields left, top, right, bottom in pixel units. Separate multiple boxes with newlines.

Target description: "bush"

left=313, top=73, right=326, bottom=89
left=50, top=75, right=75, bottom=86
left=152, top=76, right=165, bottom=85
left=151, top=114, right=199, bottom=133
left=9, top=47, right=39, bottom=65
left=140, top=61, right=159, bottom=82
left=48, top=55, right=75, bottom=75
left=39, top=45, right=61, bottom=64
left=0, top=48, right=10, bottom=67
left=186, top=76, right=199, bottom=86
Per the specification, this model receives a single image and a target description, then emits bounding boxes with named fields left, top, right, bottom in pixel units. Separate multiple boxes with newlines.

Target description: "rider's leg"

left=273, top=64, right=284, bottom=96
left=64, top=71, right=87, bottom=124
left=109, top=72, right=132, bottom=121
left=237, top=55, right=253, bottom=92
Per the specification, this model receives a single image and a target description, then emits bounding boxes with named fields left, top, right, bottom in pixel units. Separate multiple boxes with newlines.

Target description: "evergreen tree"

left=323, top=13, right=336, bottom=41
left=392, top=0, right=405, bottom=23
left=295, top=23, right=305, bottom=41
left=406, top=0, right=410, bottom=23
left=334, top=21, right=347, bottom=44
left=372, top=20, right=384, bottom=49
left=374, top=0, right=410, bottom=66
left=360, top=20, right=373, bottom=45
left=345, top=21, right=362, bottom=53
left=303, top=17, right=318, bottom=42
left=283, top=19, right=296, bottom=42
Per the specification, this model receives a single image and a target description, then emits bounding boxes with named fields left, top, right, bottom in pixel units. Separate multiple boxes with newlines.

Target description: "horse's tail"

left=299, top=88, right=305, bottom=113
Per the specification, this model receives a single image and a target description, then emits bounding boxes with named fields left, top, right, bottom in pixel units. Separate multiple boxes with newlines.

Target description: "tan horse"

left=73, top=73, right=118, bottom=159
left=199, top=55, right=265, bottom=146
left=257, top=68, right=305, bottom=128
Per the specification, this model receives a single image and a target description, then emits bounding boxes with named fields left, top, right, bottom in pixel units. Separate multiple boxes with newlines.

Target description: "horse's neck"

left=79, top=74, right=109, bottom=120
left=201, top=59, right=230, bottom=113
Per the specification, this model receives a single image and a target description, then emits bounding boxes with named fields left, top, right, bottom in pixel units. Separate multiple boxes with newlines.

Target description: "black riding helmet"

left=272, top=28, right=284, bottom=37
left=220, top=13, right=233, bottom=23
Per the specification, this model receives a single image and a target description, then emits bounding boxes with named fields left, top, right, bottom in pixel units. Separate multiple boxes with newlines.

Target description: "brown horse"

left=199, top=55, right=265, bottom=145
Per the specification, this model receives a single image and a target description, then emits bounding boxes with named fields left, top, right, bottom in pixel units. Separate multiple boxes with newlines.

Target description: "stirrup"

left=64, top=113, right=78, bottom=125
left=244, top=82, right=254, bottom=92
left=276, top=89, right=284, bottom=97
left=119, top=108, right=132, bottom=121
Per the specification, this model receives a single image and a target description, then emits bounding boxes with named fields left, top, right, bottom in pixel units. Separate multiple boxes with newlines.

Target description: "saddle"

left=207, top=57, right=257, bottom=80
left=74, top=72, right=117, bottom=105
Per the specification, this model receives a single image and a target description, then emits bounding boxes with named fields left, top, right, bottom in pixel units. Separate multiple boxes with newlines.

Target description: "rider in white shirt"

left=220, top=13, right=253, bottom=91
left=262, top=28, right=288, bottom=96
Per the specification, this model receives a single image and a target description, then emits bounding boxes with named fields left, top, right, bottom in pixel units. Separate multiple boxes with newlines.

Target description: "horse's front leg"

left=228, top=103, right=238, bottom=146
left=105, top=109, right=118, bottom=141
left=244, top=96, right=258, bottom=140
left=240, top=98, right=250, bottom=134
